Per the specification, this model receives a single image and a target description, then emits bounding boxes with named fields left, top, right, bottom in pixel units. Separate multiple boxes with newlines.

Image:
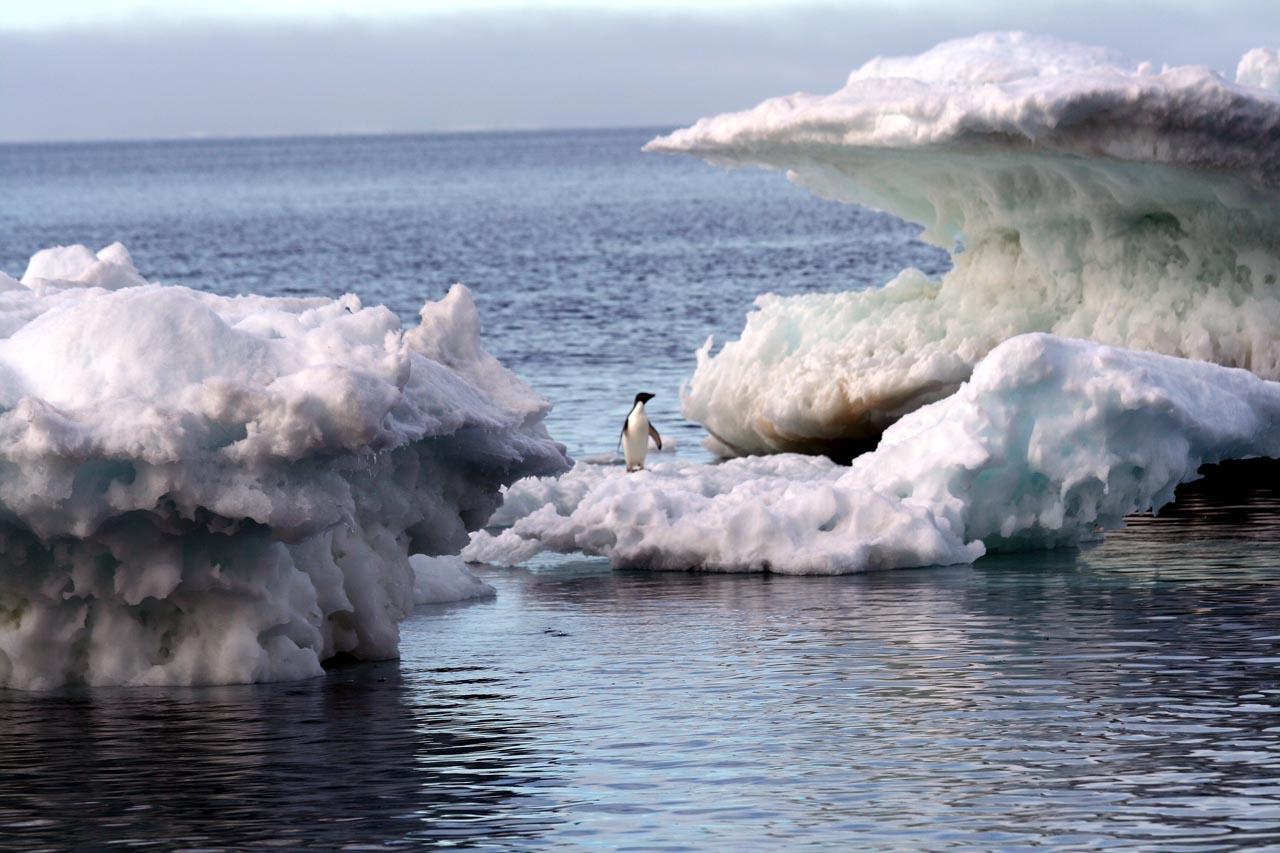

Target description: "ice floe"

left=466, top=334, right=1280, bottom=574
left=647, top=32, right=1280, bottom=457
left=0, top=244, right=567, bottom=688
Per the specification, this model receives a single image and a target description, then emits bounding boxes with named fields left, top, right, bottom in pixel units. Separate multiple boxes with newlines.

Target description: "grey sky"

left=2, top=0, right=1278, bottom=142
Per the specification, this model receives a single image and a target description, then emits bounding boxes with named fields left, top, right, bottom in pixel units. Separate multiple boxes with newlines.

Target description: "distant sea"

left=0, top=129, right=947, bottom=459
left=3, top=130, right=1280, bottom=849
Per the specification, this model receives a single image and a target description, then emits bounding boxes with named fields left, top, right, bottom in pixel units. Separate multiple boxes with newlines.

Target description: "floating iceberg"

left=466, top=334, right=1280, bottom=573
left=0, top=243, right=567, bottom=689
left=646, top=32, right=1280, bottom=457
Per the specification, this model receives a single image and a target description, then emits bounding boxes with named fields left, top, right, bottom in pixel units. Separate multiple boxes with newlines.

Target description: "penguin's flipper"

left=648, top=423, right=662, bottom=450
left=618, top=421, right=627, bottom=454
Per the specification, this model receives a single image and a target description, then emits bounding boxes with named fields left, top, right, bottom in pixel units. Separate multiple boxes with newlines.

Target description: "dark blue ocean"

left=2, top=130, right=1280, bottom=848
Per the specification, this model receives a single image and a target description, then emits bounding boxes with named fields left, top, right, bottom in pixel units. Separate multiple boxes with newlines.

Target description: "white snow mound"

left=466, top=335, right=1280, bottom=574
left=410, top=554, right=495, bottom=604
left=0, top=244, right=568, bottom=689
left=646, top=32, right=1280, bottom=457
left=1238, top=48, right=1280, bottom=93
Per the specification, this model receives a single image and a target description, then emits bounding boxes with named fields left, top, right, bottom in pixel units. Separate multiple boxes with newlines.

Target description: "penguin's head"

left=634, top=392, right=655, bottom=404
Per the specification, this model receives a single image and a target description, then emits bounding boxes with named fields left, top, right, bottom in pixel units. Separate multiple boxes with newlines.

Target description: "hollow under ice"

left=645, top=32, right=1280, bottom=458
left=466, top=333, right=1280, bottom=574
left=0, top=243, right=567, bottom=689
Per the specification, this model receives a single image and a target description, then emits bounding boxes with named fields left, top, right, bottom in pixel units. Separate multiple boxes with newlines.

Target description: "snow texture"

left=409, top=555, right=494, bottom=604
left=646, top=33, right=1280, bottom=457
left=0, top=244, right=568, bottom=689
left=1238, top=48, right=1280, bottom=93
left=466, top=334, right=1280, bottom=574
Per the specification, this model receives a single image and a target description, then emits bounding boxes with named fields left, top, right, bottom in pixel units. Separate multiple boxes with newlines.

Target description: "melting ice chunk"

left=0, top=244, right=568, bottom=689
left=467, top=334, right=1280, bottom=574
left=410, top=555, right=495, bottom=605
left=647, top=32, right=1280, bottom=457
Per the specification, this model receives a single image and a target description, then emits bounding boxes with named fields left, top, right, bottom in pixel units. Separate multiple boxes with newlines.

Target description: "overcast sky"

left=3, top=0, right=1278, bottom=143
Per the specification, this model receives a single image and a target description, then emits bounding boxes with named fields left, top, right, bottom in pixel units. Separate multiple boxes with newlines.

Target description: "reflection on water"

left=1123, top=459, right=1280, bottom=544
left=3, top=469, right=1280, bottom=847
left=0, top=662, right=560, bottom=847
left=2, top=461, right=1280, bottom=845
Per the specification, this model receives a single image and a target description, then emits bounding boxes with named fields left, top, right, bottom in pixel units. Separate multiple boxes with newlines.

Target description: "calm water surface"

left=3, top=489, right=1280, bottom=848
left=2, top=131, right=1279, bottom=848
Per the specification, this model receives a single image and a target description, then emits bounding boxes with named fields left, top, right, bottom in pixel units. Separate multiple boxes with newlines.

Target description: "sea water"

left=0, top=129, right=947, bottom=460
left=2, top=129, right=1278, bottom=847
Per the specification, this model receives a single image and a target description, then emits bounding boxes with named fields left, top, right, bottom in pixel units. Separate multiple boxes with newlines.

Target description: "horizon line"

left=0, top=122, right=685, bottom=148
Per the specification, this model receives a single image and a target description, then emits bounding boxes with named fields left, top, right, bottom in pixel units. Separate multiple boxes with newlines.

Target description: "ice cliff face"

left=467, top=334, right=1280, bottom=574
left=0, top=243, right=568, bottom=689
left=646, top=32, right=1280, bottom=458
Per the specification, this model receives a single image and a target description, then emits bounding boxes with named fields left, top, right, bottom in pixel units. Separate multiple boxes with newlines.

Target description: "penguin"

left=620, top=392, right=662, bottom=472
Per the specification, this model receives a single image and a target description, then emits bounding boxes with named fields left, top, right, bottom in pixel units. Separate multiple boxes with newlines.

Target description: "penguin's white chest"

left=623, top=406, right=650, bottom=469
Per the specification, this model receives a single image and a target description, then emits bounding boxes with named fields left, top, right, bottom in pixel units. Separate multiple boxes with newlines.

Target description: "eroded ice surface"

left=467, top=335, right=1280, bottom=573
left=409, top=555, right=495, bottom=605
left=0, top=244, right=567, bottom=689
left=647, top=32, right=1280, bottom=457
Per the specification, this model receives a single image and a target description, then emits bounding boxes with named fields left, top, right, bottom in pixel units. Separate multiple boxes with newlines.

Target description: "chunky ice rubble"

left=466, top=334, right=1280, bottom=573
left=0, top=243, right=567, bottom=689
left=646, top=32, right=1280, bottom=457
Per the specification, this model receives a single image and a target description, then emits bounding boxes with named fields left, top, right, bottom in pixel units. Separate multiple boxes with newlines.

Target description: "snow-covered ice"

left=1238, top=48, right=1280, bottom=93
left=646, top=32, right=1280, bottom=457
left=466, top=334, right=1280, bottom=574
left=0, top=244, right=567, bottom=689
left=409, top=555, right=495, bottom=604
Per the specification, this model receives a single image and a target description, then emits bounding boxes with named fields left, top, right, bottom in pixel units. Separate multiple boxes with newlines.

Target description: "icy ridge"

left=648, top=32, right=1280, bottom=182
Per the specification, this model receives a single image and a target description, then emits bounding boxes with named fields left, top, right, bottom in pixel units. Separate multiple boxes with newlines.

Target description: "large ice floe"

left=466, top=334, right=1280, bottom=573
left=0, top=243, right=567, bottom=689
left=645, top=32, right=1280, bottom=458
